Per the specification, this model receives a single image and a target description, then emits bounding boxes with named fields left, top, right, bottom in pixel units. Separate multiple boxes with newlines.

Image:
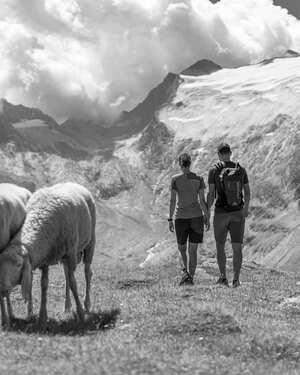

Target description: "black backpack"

left=215, top=162, right=243, bottom=211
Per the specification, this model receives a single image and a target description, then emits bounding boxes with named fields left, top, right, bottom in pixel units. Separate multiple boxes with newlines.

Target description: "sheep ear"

left=21, top=256, right=32, bottom=303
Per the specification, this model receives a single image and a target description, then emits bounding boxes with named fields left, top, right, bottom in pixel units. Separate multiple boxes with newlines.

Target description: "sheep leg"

left=0, top=296, right=9, bottom=327
left=63, top=263, right=72, bottom=313
left=84, top=263, right=92, bottom=312
left=67, top=266, right=84, bottom=322
left=39, top=266, right=49, bottom=326
left=26, top=293, right=33, bottom=321
left=5, top=294, right=14, bottom=321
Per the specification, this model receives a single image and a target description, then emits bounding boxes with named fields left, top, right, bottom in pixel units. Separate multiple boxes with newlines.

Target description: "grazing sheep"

left=0, top=182, right=96, bottom=326
left=0, top=183, right=32, bottom=326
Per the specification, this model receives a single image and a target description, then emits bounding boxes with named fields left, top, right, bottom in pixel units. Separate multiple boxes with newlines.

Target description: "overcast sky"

left=1, top=0, right=300, bottom=121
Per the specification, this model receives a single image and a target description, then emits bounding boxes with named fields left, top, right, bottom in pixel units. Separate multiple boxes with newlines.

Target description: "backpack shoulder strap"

left=213, top=163, right=225, bottom=198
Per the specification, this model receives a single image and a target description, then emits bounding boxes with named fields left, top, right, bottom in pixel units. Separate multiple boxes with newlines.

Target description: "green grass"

left=1, top=253, right=300, bottom=375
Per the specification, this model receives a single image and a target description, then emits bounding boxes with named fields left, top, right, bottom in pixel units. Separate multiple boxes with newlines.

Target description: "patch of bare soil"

left=163, top=310, right=241, bottom=337
left=116, top=279, right=157, bottom=289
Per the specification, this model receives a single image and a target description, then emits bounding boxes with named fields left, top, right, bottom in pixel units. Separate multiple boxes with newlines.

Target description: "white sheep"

left=0, top=182, right=96, bottom=326
left=0, top=183, right=32, bottom=327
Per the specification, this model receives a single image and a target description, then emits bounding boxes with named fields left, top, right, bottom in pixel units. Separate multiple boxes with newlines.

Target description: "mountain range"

left=0, top=51, right=299, bottom=272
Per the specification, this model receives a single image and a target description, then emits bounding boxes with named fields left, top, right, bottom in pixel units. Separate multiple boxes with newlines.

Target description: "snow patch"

left=282, top=296, right=300, bottom=306
left=159, top=57, right=300, bottom=141
left=114, top=133, right=143, bottom=167
left=12, top=119, right=49, bottom=129
left=139, top=239, right=174, bottom=268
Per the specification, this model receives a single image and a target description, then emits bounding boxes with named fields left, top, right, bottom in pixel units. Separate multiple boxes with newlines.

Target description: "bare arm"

left=198, top=188, right=208, bottom=217
left=199, top=188, right=210, bottom=230
left=207, top=183, right=216, bottom=212
left=168, top=188, right=176, bottom=233
left=169, top=188, right=177, bottom=220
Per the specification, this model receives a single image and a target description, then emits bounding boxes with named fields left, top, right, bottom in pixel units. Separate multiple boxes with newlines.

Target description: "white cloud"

left=110, top=95, right=127, bottom=107
left=44, top=0, right=84, bottom=32
left=1, top=0, right=300, bottom=121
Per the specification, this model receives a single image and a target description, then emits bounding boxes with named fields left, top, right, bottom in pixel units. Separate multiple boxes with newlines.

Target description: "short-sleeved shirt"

left=208, top=161, right=249, bottom=213
left=171, top=172, right=206, bottom=219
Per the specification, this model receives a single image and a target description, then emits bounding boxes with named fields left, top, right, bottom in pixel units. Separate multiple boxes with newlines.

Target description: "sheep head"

left=0, top=244, right=32, bottom=302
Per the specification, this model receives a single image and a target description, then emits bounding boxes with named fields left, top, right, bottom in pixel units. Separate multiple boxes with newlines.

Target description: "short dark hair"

left=217, top=143, right=231, bottom=154
left=178, top=152, right=191, bottom=167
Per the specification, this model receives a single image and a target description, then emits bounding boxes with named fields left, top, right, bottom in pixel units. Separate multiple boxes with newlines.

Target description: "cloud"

left=1, top=0, right=300, bottom=122
left=44, top=0, right=84, bottom=32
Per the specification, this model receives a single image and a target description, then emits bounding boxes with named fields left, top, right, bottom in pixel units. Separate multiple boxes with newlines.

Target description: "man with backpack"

left=207, top=143, right=250, bottom=287
left=168, top=153, right=209, bottom=286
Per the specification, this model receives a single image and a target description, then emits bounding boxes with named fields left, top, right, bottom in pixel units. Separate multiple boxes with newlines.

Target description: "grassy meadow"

left=1, top=248, right=300, bottom=375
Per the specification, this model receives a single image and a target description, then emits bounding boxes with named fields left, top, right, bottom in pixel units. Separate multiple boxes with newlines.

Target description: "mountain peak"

left=285, top=49, right=300, bottom=57
left=0, top=99, right=58, bottom=128
left=181, top=59, right=222, bottom=76
left=115, top=72, right=181, bottom=134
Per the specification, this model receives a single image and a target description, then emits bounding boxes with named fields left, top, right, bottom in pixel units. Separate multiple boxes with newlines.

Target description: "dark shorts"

left=175, top=217, right=204, bottom=245
left=213, top=210, right=245, bottom=244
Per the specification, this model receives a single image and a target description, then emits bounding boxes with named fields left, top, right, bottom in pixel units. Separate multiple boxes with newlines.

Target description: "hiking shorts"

left=213, top=210, right=245, bottom=244
left=175, top=217, right=204, bottom=245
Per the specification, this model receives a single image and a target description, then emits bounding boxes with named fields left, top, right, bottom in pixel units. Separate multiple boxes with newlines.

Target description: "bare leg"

left=63, top=263, right=72, bottom=313
left=0, top=296, right=9, bottom=327
left=232, top=242, right=243, bottom=281
left=216, top=241, right=227, bottom=278
left=84, top=263, right=92, bottom=312
left=67, top=267, right=84, bottom=322
left=39, top=266, right=49, bottom=326
left=178, top=244, right=187, bottom=271
left=188, top=242, right=198, bottom=279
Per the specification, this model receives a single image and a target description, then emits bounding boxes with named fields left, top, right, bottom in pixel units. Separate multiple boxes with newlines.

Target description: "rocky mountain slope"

left=181, top=59, right=222, bottom=76
left=0, top=57, right=299, bottom=271
left=0, top=99, right=89, bottom=158
left=59, top=71, right=183, bottom=157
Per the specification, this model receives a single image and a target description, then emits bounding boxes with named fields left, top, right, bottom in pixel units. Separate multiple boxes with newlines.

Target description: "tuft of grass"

left=249, top=335, right=300, bottom=362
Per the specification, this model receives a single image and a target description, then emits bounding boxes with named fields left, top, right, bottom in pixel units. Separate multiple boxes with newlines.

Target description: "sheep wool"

left=0, top=183, right=32, bottom=326
left=0, top=183, right=32, bottom=251
left=12, top=182, right=96, bottom=269
left=0, top=182, right=96, bottom=325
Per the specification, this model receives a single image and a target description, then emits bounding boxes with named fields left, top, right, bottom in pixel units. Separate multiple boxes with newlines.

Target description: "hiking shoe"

left=216, top=277, right=229, bottom=287
left=179, top=271, right=191, bottom=286
left=232, top=279, right=241, bottom=288
left=185, top=275, right=194, bottom=286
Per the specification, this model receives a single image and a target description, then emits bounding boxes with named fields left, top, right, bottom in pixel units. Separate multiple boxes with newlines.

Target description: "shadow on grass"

left=163, top=310, right=241, bottom=337
left=6, top=309, right=120, bottom=336
left=116, top=278, right=156, bottom=289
